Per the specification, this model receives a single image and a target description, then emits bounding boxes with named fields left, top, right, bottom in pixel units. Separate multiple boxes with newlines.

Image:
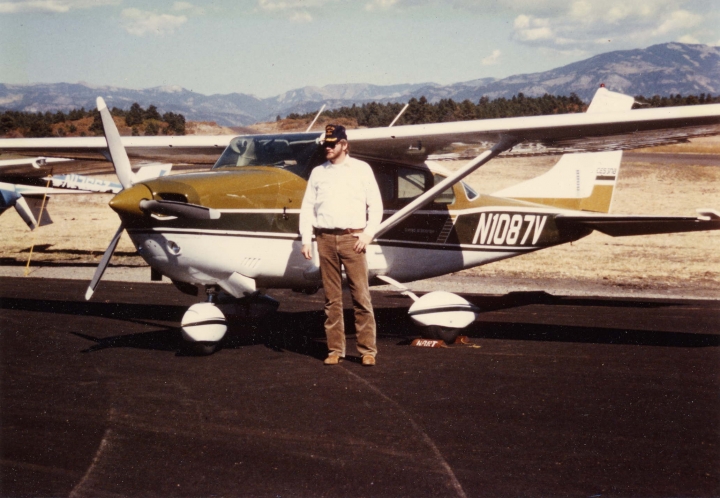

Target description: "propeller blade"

left=139, top=199, right=221, bottom=220
left=86, top=223, right=124, bottom=301
left=96, top=97, right=134, bottom=189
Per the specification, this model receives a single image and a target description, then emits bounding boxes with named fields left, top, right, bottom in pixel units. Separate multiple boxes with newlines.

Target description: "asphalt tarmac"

left=1, top=277, right=718, bottom=497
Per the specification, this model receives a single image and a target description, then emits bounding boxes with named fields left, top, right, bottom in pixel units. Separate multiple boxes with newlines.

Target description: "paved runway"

left=1, top=277, right=718, bottom=497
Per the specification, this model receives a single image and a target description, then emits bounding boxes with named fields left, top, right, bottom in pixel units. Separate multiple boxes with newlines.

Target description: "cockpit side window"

left=369, top=163, right=457, bottom=208
left=398, top=167, right=426, bottom=202
left=432, top=174, right=456, bottom=205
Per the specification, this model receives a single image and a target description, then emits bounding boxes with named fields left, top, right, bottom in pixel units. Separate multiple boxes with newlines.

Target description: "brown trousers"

left=316, top=232, right=377, bottom=358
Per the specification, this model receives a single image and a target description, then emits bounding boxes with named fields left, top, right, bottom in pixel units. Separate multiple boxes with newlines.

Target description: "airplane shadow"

left=2, top=296, right=187, bottom=323
left=1, top=245, right=140, bottom=268
left=3, top=291, right=716, bottom=359
left=462, top=290, right=678, bottom=311
left=467, top=321, right=719, bottom=348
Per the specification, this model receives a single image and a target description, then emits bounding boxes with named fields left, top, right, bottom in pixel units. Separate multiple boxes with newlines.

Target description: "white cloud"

left=0, top=0, right=117, bottom=14
left=513, top=15, right=553, bottom=41
left=365, top=0, right=400, bottom=11
left=677, top=34, right=699, bottom=44
left=355, top=0, right=717, bottom=48
left=258, top=0, right=331, bottom=12
left=257, top=0, right=335, bottom=22
left=481, top=49, right=501, bottom=65
left=121, top=8, right=187, bottom=36
left=172, top=1, right=206, bottom=15
left=652, top=9, right=702, bottom=36
left=503, top=1, right=715, bottom=50
left=289, top=10, right=312, bottom=22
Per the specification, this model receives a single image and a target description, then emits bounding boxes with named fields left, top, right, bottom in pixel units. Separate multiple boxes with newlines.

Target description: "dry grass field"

left=1, top=139, right=718, bottom=294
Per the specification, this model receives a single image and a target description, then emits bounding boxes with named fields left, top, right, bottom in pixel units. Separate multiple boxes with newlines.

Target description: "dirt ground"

left=1, top=142, right=718, bottom=294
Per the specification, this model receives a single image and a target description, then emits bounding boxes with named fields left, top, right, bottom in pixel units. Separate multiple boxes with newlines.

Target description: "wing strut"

left=388, top=103, right=409, bottom=127
left=374, top=136, right=518, bottom=238
left=305, top=105, right=326, bottom=132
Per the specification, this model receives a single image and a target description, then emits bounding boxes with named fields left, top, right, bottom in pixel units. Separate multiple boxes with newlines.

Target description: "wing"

left=347, top=90, right=720, bottom=164
left=555, top=210, right=720, bottom=237
left=2, top=88, right=719, bottom=166
left=0, top=135, right=234, bottom=166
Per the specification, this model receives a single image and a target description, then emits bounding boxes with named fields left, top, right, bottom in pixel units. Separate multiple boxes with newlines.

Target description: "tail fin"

left=492, top=88, right=634, bottom=214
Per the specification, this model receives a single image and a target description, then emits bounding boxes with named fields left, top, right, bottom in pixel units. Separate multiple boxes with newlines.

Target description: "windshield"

left=212, top=132, right=323, bottom=177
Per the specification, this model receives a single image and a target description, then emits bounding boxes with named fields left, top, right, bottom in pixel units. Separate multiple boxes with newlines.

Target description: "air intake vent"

left=157, top=193, right=188, bottom=203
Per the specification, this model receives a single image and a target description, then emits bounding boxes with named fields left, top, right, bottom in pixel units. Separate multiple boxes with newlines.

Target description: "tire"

left=182, top=341, right=219, bottom=356
left=425, top=325, right=460, bottom=344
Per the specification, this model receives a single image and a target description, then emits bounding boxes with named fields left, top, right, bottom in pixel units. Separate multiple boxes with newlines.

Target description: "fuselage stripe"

left=125, top=228, right=538, bottom=252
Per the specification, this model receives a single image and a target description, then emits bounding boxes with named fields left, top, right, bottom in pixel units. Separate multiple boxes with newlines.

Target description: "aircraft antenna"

left=305, top=104, right=326, bottom=132
left=388, top=103, right=409, bottom=127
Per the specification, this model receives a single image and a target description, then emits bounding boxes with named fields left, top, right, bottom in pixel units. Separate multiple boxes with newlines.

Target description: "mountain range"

left=1, top=43, right=718, bottom=127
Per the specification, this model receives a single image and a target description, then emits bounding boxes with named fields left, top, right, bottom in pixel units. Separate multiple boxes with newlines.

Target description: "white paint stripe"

left=341, top=368, right=468, bottom=498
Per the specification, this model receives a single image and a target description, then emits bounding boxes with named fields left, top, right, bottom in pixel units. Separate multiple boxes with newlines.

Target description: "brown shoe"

left=362, top=355, right=376, bottom=366
left=324, top=355, right=342, bottom=365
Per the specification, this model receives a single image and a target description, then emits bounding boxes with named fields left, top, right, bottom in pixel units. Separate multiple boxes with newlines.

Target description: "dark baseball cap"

left=323, top=124, right=347, bottom=146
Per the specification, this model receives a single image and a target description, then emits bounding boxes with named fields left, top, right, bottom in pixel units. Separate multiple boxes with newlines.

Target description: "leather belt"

left=314, top=227, right=364, bottom=235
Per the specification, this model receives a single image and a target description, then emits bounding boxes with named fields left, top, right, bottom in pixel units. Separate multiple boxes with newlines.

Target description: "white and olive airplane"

left=2, top=87, right=720, bottom=353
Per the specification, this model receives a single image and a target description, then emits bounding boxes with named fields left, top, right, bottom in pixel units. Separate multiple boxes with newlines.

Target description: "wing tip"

left=96, top=97, right=107, bottom=111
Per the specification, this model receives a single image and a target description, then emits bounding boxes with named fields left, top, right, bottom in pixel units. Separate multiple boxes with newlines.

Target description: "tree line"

left=0, top=103, right=186, bottom=138
left=286, top=92, right=720, bottom=127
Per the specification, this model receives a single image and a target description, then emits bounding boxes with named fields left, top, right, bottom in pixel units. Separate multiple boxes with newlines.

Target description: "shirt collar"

left=327, top=154, right=351, bottom=168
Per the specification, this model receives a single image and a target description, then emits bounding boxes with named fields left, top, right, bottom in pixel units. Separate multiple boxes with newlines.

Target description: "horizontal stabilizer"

left=556, top=210, right=720, bottom=237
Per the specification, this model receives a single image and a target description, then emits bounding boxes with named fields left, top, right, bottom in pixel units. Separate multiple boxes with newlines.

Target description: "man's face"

left=324, top=140, right=346, bottom=162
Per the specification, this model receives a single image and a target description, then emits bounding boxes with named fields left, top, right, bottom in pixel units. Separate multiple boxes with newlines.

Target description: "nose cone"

left=109, top=183, right=153, bottom=219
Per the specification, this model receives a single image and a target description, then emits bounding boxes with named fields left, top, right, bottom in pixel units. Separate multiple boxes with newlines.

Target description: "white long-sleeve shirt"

left=299, top=155, right=383, bottom=245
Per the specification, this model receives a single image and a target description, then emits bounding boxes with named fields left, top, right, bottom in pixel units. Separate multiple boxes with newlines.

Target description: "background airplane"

left=0, top=155, right=172, bottom=229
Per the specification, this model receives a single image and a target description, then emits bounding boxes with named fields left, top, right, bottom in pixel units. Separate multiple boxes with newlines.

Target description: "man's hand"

left=301, top=243, right=313, bottom=260
left=353, top=232, right=372, bottom=253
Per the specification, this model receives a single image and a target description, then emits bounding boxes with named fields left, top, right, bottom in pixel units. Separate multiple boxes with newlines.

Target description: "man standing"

left=300, top=124, right=383, bottom=366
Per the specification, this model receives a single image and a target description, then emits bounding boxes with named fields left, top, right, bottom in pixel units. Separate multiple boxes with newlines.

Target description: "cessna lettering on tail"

left=472, top=212, right=548, bottom=246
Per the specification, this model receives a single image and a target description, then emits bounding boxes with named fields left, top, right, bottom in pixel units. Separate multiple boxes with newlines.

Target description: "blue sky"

left=1, top=0, right=717, bottom=98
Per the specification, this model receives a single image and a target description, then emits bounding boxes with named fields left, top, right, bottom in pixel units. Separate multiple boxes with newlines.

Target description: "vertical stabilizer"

left=492, top=88, right=634, bottom=213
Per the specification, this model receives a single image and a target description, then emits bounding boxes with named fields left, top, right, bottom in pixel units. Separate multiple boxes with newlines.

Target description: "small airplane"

left=2, top=86, right=719, bottom=354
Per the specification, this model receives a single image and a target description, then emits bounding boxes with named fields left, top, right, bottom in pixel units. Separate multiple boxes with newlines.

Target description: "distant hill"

left=1, top=43, right=718, bottom=126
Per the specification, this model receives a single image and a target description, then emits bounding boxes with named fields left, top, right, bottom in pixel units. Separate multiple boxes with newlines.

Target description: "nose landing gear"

left=179, top=285, right=280, bottom=356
